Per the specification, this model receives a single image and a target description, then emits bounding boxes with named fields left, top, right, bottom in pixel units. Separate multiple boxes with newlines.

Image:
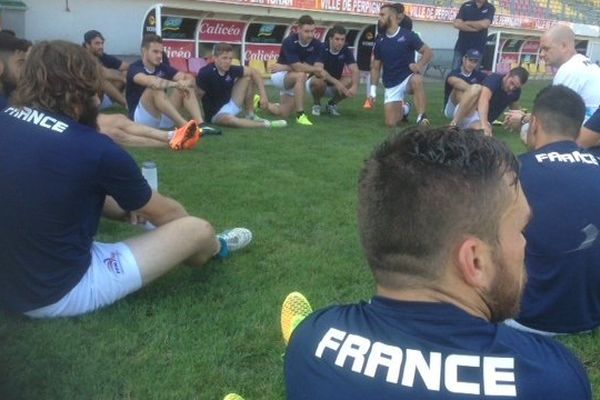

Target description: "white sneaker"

left=311, top=105, right=321, bottom=116
left=326, top=104, right=341, bottom=116
left=265, top=120, right=288, bottom=128
left=218, top=228, right=253, bottom=253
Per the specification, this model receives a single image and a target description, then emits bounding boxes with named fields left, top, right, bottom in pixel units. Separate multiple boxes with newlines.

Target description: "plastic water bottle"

left=141, top=161, right=158, bottom=229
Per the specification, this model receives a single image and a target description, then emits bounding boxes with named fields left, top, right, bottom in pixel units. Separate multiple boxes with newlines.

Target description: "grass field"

left=0, top=79, right=598, bottom=399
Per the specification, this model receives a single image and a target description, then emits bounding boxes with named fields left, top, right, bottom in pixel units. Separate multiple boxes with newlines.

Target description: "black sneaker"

left=201, top=125, right=222, bottom=136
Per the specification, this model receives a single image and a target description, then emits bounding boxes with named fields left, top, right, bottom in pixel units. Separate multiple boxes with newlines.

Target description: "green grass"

left=1, top=79, right=598, bottom=399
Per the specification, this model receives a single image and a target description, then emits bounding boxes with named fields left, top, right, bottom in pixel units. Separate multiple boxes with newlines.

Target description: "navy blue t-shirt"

left=277, top=33, right=322, bottom=66
left=444, top=67, right=487, bottom=105
left=285, top=297, right=590, bottom=399
left=373, top=27, right=424, bottom=88
left=0, top=106, right=152, bottom=313
left=125, top=59, right=178, bottom=118
left=196, top=63, right=244, bottom=121
left=454, top=0, right=495, bottom=54
left=98, top=53, right=123, bottom=70
left=517, top=141, right=600, bottom=333
left=317, top=44, right=356, bottom=83
left=482, top=73, right=520, bottom=122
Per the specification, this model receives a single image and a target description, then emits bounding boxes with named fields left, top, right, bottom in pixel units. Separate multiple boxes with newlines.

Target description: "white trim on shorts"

left=133, top=101, right=174, bottom=129
left=445, top=101, right=481, bottom=129
left=24, top=242, right=143, bottom=318
left=306, top=76, right=336, bottom=98
left=211, top=100, right=242, bottom=124
left=384, top=74, right=413, bottom=104
left=504, top=319, right=561, bottom=337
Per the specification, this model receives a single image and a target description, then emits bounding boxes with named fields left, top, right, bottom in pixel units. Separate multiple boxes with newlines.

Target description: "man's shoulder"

left=197, top=63, right=215, bottom=76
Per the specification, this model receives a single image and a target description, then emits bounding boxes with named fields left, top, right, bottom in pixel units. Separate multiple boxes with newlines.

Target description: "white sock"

left=167, top=130, right=175, bottom=140
left=263, top=120, right=271, bottom=128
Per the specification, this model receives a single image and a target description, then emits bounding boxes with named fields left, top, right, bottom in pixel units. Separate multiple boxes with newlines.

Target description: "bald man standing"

left=505, top=25, right=600, bottom=146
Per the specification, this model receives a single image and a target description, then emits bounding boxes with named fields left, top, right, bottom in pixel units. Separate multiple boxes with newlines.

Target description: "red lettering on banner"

left=199, top=19, right=246, bottom=43
left=163, top=40, right=194, bottom=59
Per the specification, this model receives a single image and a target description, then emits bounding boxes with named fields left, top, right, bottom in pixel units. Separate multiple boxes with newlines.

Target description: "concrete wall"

left=1, top=9, right=26, bottom=37
left=24, top=0, right=156, bottom=55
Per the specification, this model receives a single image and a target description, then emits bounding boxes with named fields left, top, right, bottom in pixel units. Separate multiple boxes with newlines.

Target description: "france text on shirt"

left=316, top=327, right=517, bottom=397
left=535, top=150, right=598, bottom=165
left=3, top=106, right=69, bottom=133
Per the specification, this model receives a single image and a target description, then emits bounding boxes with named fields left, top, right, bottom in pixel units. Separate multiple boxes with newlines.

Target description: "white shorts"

left=24, top=242, right=143, bottom=318
left=133, top=101, right=174, bottom=129
left=444, top=100, right=481, bottom=129
left=212, top=100, right=242, bottom=124
left=384, top=74, right=413, bottom=104
left=271, top=71, right=295, bottom=97
left=306, top=76, right=335, bottom=98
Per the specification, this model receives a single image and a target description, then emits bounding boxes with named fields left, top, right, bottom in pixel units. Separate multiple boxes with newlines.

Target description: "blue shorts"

left=584, top=107, right=600, bottom=134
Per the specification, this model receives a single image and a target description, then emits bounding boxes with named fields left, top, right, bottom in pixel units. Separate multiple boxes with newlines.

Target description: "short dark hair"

left=213, top=43, right=233, bottom=56
left=0, top=33, right=31, bottom=53
left=532, top=85, right=585, bottom=139
left=83, top=29, right=104, bottom=45
left=12, top=41, right=101, bottom=121
left=392, top=2, right=405, bottom=13
left=1, top=29, right=15, bottom=37
left=381, top=3, right=399, bottom=14
left=358, top=127, right=519, bottom=289
left=508, top=66, right=529, bottom=85
left=141, top=34, right=162, bottom=49
left=329, top=24, right=346, bottom=37
left=297, top=15, right=315, bottom=26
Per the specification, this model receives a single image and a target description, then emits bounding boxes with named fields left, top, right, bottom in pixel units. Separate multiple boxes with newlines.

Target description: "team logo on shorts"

left=104, top=251, right=124, bottom=275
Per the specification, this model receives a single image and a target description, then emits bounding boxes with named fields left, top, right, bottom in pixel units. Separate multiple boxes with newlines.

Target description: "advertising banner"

left=198, top=19, right=246, bottom=43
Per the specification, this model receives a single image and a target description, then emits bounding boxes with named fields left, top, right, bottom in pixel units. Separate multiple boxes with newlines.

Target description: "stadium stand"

left=397, top=0, right=599, bottom=25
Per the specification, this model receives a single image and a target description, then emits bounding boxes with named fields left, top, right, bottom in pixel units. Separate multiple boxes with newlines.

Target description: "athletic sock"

left=167, top=130, right=175, bottom=140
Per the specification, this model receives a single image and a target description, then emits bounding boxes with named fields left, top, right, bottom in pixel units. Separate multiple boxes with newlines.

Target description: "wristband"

left=369, top=85, right=377, bottom=98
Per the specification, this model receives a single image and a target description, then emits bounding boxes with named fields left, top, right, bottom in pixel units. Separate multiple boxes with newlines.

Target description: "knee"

left=470, top=84, right=482, bottom=95
left=187, top=216, right=218, bottom=250
left=411, top=74, right=423, bottom=87
left=294, top=73, right=307, bottom=84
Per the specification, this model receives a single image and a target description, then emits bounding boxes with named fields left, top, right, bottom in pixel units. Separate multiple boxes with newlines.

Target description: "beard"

left=1, top=74, right=17, bottom=98
left=78, top=96, right=99, bottom=130
left=484, top=249, right=526, bottom=323
left=378, top=20, right=388, bottom=32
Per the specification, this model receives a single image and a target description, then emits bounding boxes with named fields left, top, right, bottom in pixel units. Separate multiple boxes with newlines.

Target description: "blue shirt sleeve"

left=408, top=31, right=424, bottom=53
left=486, top=3, right=496, bottom=21
left=373, top=38, right=381, bottom=61
left=160, top=63, right=179, bottom=81
left=282, top=38, right=301, bottom=64
left=456, top=3, right=467, bottom=19
left=195, top=66, right=211, bottom=92
left=126, top=62, right=146, bottom=85
left=100, top=53, right=123, bottom=70
left=482, top=73, right=502, bottom=92
left=230, top=65, right=245, bottom=80
left=344, top=46, right=356, bottom=65
left=317, top=46, right=328, bottom=64
left=96, top=144, right=152, bottom=211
